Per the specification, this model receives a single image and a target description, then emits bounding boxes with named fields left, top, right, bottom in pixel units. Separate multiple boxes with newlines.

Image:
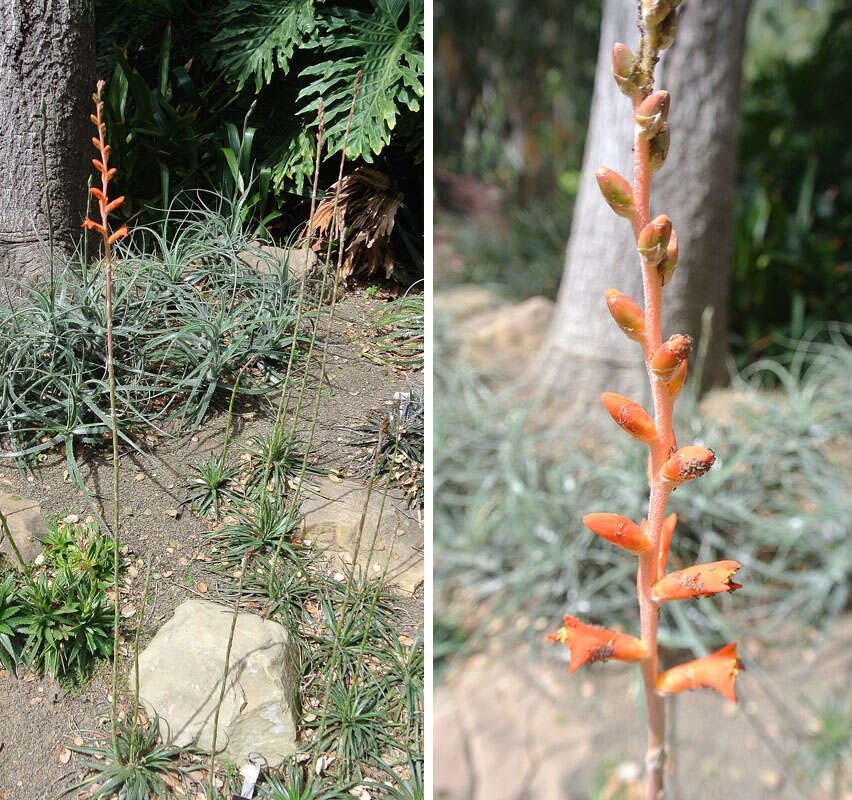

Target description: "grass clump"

left=0, top=199, right=306, bottom=487
left=372, top=293, right=424, bottom=371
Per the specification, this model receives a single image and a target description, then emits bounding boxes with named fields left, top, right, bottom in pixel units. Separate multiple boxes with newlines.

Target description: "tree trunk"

left=535, top=0, right=751, bottom=410
left=0, top=0, right=95, bottom=290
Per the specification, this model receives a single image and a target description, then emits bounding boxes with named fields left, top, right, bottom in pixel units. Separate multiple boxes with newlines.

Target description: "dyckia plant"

left=548, top=3, right=744, bottom=797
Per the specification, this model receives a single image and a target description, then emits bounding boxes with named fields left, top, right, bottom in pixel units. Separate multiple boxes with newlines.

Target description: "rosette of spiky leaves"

left=305, top=679, right=391, bottom=768
left=205, top=491, right=300, bottom=570
left=243, top=427, right=323, bottom=498
left=377, top=629, right=424, bottom=742
left=63, top=715, right=197, bottom=800
left=185, top=453, right=241, bottom=521
left=259, top=761, right=352, bottom=800
left=42, top=521, right=113, bottom=588
left=372, top=294, right=424, bottom=371
left=347, top=387, right=424, bottom=507
left=0, top=572, right=25, bottom=673
left=20, top=570, right=112, bottom=681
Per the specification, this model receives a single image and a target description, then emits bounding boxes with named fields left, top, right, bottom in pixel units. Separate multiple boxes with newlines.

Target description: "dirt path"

left=0, top=288, right=423, bottom=799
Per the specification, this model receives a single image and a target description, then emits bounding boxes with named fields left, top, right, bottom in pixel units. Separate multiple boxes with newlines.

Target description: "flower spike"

left=548, top=616, right=648, bottom=673
left=601, top=393, right=656, bottom=444
left=582, top=513, right=650, bottom=554
left=657, top=643, right=741, bottom=703
left=652, top=561, right=742, bottom=603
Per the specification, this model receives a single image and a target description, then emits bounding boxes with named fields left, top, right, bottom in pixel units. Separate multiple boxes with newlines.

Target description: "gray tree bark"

left=0, top=0, right=95, bottom=289
left=535, top=0, right=751, bottom=410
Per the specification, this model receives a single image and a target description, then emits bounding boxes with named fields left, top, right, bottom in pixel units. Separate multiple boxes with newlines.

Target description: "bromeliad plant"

left=548, top=4, right=744, bottom=797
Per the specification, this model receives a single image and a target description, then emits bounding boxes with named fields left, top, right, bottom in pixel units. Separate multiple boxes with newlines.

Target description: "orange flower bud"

left=635, top=91, right=670, bottom=140
left=637, top=215, right=672, bottom=266
left=601, top=393, right=656, bottom=444
left=657, top=643, right=740, bottom=702
left=658, top=512, right=677, bottom=575
left=106, top=196, right=125, bottom=213
left=548, top=615, right=648, bottom=673
left=650, top=334, right=693, bottom=381
left=596, top=168, right=634, bottom=218
left=108, top=225, right=129, bottom=244
left=667, top=359, right=688, bottom=397
left=649, top=123, right=670, bottom=172
left=605, top=289, right=645, bottom=341
left=660, top=446, right=715, bottom=486
left=89, top=187, right=107, bottom=203
left=612, top=43, right=640, bottom=98
left=92, top=158, right=107, bottom=174
left=652, top=560, right=742, bottom=603
left=582, top=513, right=650, bottom=554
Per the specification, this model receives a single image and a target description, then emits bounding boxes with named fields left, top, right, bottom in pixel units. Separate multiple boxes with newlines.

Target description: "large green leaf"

left=212, top=0, right=321, bottom=92
left=298, top=0, right=424, bottom=162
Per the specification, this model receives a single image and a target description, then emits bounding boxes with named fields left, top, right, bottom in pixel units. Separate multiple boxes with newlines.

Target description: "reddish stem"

left=632, top=94, right=675, bottom=800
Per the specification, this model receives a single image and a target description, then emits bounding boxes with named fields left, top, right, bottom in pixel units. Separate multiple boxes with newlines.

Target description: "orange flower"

left=657, top=643, right=741, bottom=702
left=660, top=445, right=715, bottom=486
left=582, top=512, right=650, bottom=554
left=652, top=561, right=742, bottom=603
left=601, top=393, right=656, bottom=444
left=548, top=615, right=648, bottom=673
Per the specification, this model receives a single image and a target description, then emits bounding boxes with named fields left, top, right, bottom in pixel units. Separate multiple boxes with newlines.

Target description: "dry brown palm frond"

left=306, top=167, right=404, bottom=281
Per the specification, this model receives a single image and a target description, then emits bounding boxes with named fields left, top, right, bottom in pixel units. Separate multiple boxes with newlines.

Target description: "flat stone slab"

left=237, top=243, right=318, bottom=279
left=0, top=491, right=45, bottom=570
left=300, top=477, right=423, bottom=594
left=131, top=599, right=299, bottom=765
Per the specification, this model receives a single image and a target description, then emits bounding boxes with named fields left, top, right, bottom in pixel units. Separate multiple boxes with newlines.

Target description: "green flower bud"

left=659, top=229, right=679, bottom=285
left=649, top=124, right=670, bottom=172
left=612, top=43, right=641, bottom=98
left=596, top=168, right=635, bottom=218
left=635, top=91, right=670, bottom=140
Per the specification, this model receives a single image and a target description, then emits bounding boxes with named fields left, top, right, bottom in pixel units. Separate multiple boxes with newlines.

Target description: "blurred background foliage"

left=435, top=0, right=851, bottom=358
left=94, top=0, right=424, bottom=280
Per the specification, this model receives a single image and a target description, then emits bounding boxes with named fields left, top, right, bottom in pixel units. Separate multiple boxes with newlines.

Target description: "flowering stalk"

left=550, top=5, right=743, bottom=797
left=83, top=80, right=128, bottom=745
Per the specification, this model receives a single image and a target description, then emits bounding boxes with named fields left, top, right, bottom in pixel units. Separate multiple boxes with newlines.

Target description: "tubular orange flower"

left=548, top=616, right=648, bottom=673
left=605, top=289, right=646, bottom=341
left=660, top=445, right=715, bottom=486
left=657, top=643, right=741, bottom=703
left=601, top=392, right=657, bottom=444
left=583, top=513, right=650, bottom=554
left=652, top=561, right=742, bottom=602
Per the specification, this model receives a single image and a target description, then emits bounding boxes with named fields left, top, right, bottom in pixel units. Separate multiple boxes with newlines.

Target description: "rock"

left=454, top=296, right=554, bottom=378
left=0, top=491, right=45, bottom=570
left=436, top=284, right=505, bottom=320
left=131, top=599, right=299, bottom=764
left=237, top=243, right=318, bottom=280
left=300, top=477, right=423, bottom=594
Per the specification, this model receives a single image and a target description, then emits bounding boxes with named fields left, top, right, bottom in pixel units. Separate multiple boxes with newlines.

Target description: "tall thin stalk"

left=209, top=550, right=251, bottom=799
left=550, top=6, right=744, bottom=798
left=83, top=79, right=130, bottom=749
